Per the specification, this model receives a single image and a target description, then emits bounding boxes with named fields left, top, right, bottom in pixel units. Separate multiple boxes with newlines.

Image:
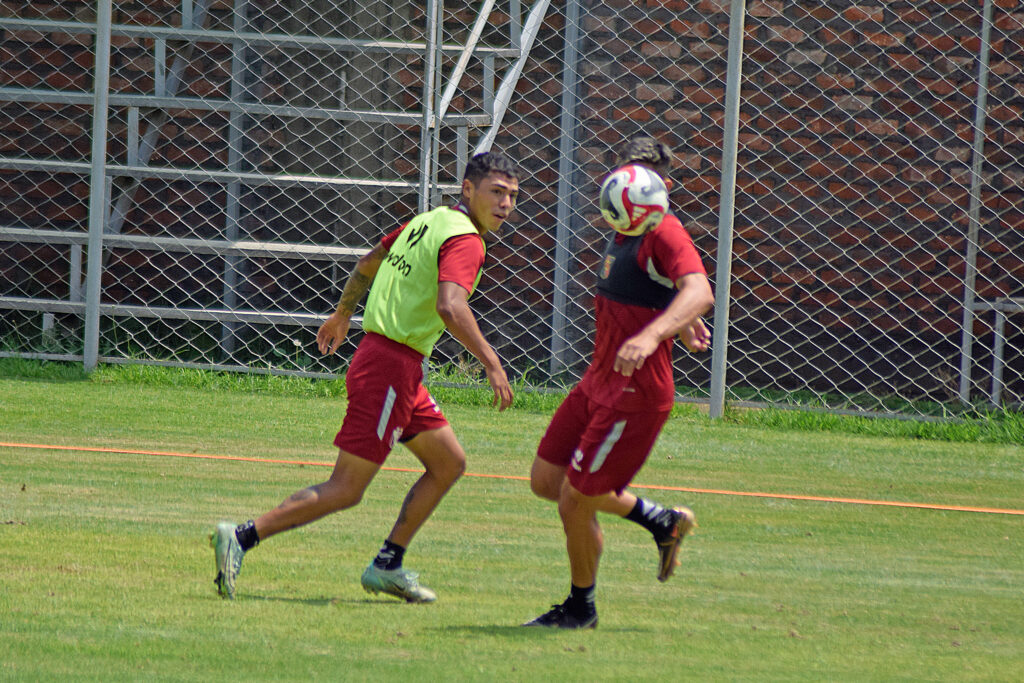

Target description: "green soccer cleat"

left=522, top=600, right=598, bottom=629
left=211, top=521, right=245, bottom=599
left=360, top=564, right=437, bottom=603
left=656, top=506, right=696, bottom=582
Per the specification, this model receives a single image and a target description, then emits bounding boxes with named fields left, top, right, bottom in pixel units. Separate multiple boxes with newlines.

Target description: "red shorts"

left=537, top=384, right=670, bottom=496
left=334, top=333, right=449, bottom=464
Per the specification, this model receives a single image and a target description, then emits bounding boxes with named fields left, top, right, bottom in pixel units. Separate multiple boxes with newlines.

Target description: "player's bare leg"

left=523, top=480, right=602, bottom=628
left=361, top=425, right=466, bottom=603
left=530, top=457, right=632, bottom=515
left=254, top=448, right=380, bottom=540
left=529, top=457, right=565, bottom=501
left=531, top=455, right=634, bottom=517
left=385, top=424, right=466, bottom=545
left=530, top=456, right=694, bottom=581
left=211, top=449, right=378, bottom=599
left=559, top=481, right=604, bottom=587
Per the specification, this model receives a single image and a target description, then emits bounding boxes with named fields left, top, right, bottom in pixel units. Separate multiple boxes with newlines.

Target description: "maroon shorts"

left=334, top=333, right=449, bottom=464
left=537, top=384, right=670, bottom=496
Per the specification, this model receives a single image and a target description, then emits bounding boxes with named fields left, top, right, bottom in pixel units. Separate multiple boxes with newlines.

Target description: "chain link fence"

left=2, top=0, right=1021, bottom=418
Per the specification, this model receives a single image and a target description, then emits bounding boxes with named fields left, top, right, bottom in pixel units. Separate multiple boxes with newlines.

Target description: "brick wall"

left=2, top=0, right=1022, bottom=402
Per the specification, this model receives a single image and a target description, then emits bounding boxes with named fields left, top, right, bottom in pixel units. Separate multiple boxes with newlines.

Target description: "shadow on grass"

left=433, top=623, right=654, bottom=638
left=240, top=594, right=394, bottom=607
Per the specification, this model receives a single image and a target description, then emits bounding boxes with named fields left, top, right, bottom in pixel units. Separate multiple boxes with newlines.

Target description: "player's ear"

left=461, top=177, right=475, bottom=199
left=663, top=177, right=674, bottom=191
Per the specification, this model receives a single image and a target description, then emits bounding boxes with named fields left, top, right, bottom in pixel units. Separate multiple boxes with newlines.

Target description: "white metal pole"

left=550, top=0, right=581, bottom=373
left=958, top=0, right=994, bottom=403
left=418, top=0, right=440, bottom=212
left=708, top=0, right=747, bottom=418
left=83, top=0, right=113, bottom=371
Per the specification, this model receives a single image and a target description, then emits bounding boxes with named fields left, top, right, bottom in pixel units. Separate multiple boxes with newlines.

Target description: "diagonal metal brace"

left=105, top=0, right=214, bottom=236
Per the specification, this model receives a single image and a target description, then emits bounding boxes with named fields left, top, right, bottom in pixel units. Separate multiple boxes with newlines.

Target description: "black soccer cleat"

left=656, top=506, right=696, bottom=582
left=522, top=601, right=598, bottom=629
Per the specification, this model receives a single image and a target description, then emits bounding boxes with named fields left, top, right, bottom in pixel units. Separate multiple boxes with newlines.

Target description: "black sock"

left=567, top=583, right=596, bottom=617
left=373, top=540, right=405, bottom=570
left=235, top=520, right=259, bottom=551
left=625, top=498, right=676, bottom=539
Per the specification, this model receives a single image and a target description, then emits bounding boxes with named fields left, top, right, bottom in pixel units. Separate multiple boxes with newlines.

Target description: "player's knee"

left=557, top=483, right=595, bottom=517
left=529, top=457, right=564, bottom=501
left=451, top=454, right=467, bottom=482
left=334, top=490, right=364, bottom=511
left=530, top=474, right=560, bottom=501
left=435, top=451, right=466, bottom=485
left=321, top=479, right=364, bottom=510
left=557, top=495, right=582, bottom=524
left=556, top=486, right=578, bottom=515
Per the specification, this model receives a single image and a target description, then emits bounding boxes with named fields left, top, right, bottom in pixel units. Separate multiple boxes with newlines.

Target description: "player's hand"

left=316, top=312, right=351, bottom=356
left=678, top=318, right=711, bottom=352
left=485, top=365, right=514, bottom=411
left=614, top=332, right=659, bottom=377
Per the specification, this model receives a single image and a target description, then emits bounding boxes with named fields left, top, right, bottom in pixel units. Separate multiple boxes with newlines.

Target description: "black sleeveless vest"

left=596, top=232, right=675, bottom=310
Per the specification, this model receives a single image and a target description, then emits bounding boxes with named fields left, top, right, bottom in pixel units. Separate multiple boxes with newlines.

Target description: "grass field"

left=2, top=364, right=1022, bottom=680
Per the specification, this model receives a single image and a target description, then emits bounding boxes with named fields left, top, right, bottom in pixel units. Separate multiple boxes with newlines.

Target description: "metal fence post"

left=417, top=0, right=440, bottom=212
left=708, top=0, right=747, bottom=418
left=550, top=0, right=581, bottom=374
left=83, top=0, right=113, bottom=371
left=958, top=0, right=995, bottom=404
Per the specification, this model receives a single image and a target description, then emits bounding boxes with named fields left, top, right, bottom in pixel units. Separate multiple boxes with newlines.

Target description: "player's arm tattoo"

left=336, top=243, right=385, bottom=315
left=336, top=270, right=372, bottom=316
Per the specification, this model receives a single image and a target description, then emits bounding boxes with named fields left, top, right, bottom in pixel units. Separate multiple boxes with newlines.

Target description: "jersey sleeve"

left=379, top=222, right=408, bottom=251
left=644, top=214, right=707, bottom=285
left=438, top=233, right=485, bottom=291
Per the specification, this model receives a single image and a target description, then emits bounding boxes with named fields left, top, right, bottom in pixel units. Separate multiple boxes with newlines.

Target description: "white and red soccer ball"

left=598, top=163, right=669, bottom=236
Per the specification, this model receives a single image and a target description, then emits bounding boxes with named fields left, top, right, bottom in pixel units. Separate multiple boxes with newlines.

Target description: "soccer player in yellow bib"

left=211, top=152, right=519, bottom=602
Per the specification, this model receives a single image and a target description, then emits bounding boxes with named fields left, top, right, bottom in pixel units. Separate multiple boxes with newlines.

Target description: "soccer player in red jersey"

left=211, top=152, right=519, bottom=602
left=524, top=137, right=714, bottom=628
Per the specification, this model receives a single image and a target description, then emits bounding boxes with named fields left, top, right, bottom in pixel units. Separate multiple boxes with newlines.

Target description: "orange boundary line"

left=4, top=440, right=1022, bottom=516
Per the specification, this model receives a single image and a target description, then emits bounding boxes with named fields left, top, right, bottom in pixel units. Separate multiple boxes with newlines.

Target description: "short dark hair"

left=617, top=136, right=672, bottom=176
left=463, top=151, right=520, bottom=185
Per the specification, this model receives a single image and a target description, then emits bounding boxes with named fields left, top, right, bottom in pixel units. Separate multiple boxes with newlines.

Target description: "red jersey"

left=380, top=204, right=484, bottom=293
left=577, top=213, right=707, bottom=412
